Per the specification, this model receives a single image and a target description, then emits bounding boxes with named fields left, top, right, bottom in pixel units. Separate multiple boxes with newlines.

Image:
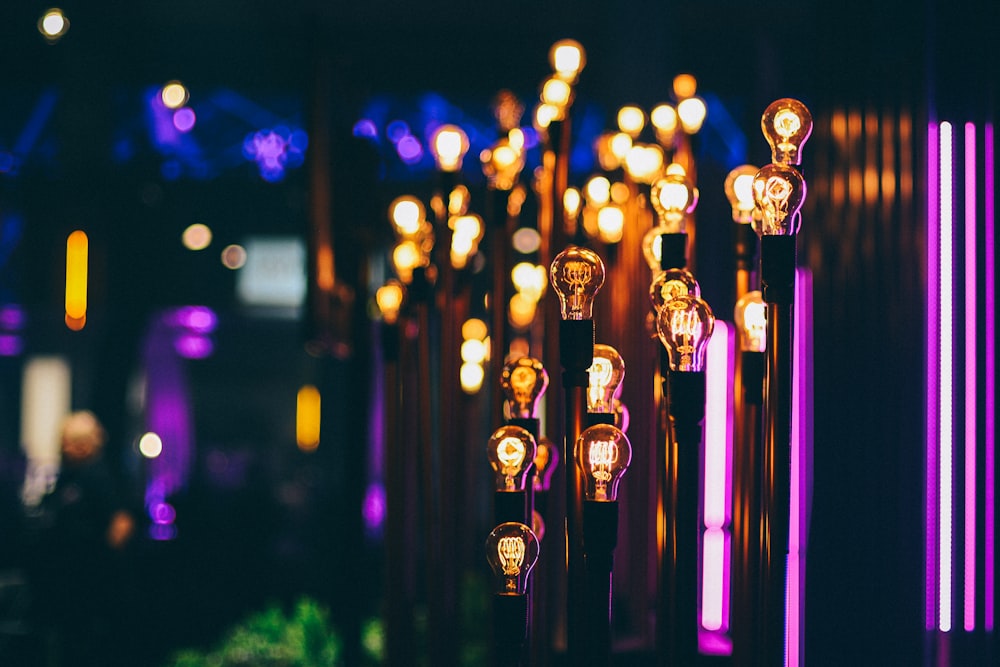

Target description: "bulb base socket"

left=760, top=235, right=797, bottom=305
left=560, top=319, right=595, bottom=387
left=659, top=233, right=688, bottom=271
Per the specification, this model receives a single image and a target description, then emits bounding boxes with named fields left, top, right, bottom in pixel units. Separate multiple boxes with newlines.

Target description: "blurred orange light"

left=65, top=230, right=88, bottom=329
left=296, top=385, right=321, bottom=451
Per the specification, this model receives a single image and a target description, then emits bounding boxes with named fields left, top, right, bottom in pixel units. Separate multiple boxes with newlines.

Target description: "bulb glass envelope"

left=487, top=424, right=537, bottom=492
left=549, top=245, right=606, bottom=320
left=588, top=344, right=625, bottom=413
left=656, top=294, right=715, bottom=373
left=761, top=97, right=813, bottom=166
left=485, top=521, right=540, bottom=595
left=576, top=423, right=632, bottom=502
left=500, top=356, right=548, bottom=419
left=751, top=162, right=806, bottom=236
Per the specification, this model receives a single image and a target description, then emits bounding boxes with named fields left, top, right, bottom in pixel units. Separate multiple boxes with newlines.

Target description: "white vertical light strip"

left=963, top=122, right=977, bottom=632
left=702, top=321, right=733, bottom=633
left=938, top=121, right=955, bottom=633
left=19, top=356, right=72, bottom=507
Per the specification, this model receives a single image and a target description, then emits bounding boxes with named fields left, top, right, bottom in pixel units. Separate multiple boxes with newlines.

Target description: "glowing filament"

left=65, top=230, right=88, bottom=330
left=587, top=439, right=619, bottom=500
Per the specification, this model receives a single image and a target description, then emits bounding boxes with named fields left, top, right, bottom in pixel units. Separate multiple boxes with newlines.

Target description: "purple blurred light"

left=0, top=304, right=25, bottom=330
left=386, top=120, right=410, bottom=144
left=173, top=107, right=196, bottom=132
left=363, top=482, right=386, bottom=534
left=172, top=305, right=218, bottom=333
left=0, top=334, right=22, bottom=356
left=174, top=333, right=213, bottom=359
left=150, top=501, right=177, bottom=525
left=396, top=135, right=423, bottom=164
left=353, top=118, right=378, bottom=140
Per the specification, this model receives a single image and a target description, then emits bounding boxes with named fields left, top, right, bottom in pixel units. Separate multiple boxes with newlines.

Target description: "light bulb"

left=389, top=195, right=427, bottom=237
left=656, top=294, right=715, bottom=372
left=375, top=281, right=405, bottom=325
left=500, top=357, right=549, bottom=419
left=430, top=124, right=469, bottom=172
left=485, top=522, right=540, bottom=595
left=623, top=144, right=664, bottom=184
left=650, top=171, right=698, bottom=233
left=751, top=162, right=806, bottom=236
left=761, top=98, right=813, bottom=166
left=532, top=437, right=559, bottom=491
left=575, top=423, right=632, bottom=502
left=588, top=344, right=625, bottom=414
left=734, top=291, right=767, bottom=353
left=617, top=106, right=645, bottom=138
left=487, top=425, right=537, bottom=492
left=649, top=268, right=700, bottom=314
left=724, top=164, right=760, bottom=224
left=482, top=137, right=525, bottom=190
left=549, top=245, right=606, bottom=320
left=549, top=39, right=586, bottom=82
left=541, top=77, right=573, bottom=110
left=677, top=96, right=707, bottom=134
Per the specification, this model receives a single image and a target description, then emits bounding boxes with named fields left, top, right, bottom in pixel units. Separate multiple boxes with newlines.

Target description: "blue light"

left=386, top=120, right=410, bottom=144
left=352, top=118, right=379, bottom=140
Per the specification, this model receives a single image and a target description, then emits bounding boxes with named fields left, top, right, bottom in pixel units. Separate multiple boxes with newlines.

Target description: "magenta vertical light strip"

left=938, top=121, right=955, bottom=634
left=787, top=268, right=813, bottom=667
left=963, top=122, right=977, bottom=632
left=985, top=123, right=996, bottom=632
left=926, top=121, right=941, bottom=631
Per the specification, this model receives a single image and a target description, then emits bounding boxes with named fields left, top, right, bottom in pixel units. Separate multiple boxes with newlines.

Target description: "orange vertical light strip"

left=296, top=384, right=321, bottom=451
left=65, top=230, right=88, bottom=330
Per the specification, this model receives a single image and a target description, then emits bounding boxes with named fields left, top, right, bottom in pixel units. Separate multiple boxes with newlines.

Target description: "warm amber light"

left=508, top=293, right=537, bottom=330
left=65, top=230, right=88, bottom=327
left=375, top=281, right=404, bottom=325
left=596, top=206, right=625, bottom=244
left=430, top=125, right=469, bottom=172
left=161, top=81, right=189, bottom=110
left=511, top=262, right=546, bottom=302
left=541, top=77, right=572, bottom=110
left=673, top=74, right=698, bottom=100
left=549, top=39, right=586, bottom=81
left=38, top=9, right=69, bottom=41
left=182, top=223, right=212, bottom=250
left=617, top=106, right=645, bottom=137
left=296, top=385, right=321, bottom=451
left=677, top=97, right=707, bottom=134
left=462, top=318, right=488, bottom=341
left=563, top=187, right=582, bottom=219
left=624, top=144, right=664, bottom=183
left=392, top=240, right=421, bottom=283
left=651, top=104, right=678, bottom=134
left=389, top=196, right=426, bottom=236
left=460, top=362, right=485, bottom=393
left=585, top=176, right=611, bottom=206
left=724, top=165, right=760, bottom=224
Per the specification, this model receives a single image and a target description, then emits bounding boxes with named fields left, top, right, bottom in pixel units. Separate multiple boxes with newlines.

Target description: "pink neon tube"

left=925, top=121, right=940, bottom=631
left=985, top=123, right=995, bottom=632
left=963, top=122, right=977, bottom=632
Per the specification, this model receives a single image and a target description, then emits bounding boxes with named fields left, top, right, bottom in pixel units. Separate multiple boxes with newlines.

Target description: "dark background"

left=1, top=1, right=997, bottom=665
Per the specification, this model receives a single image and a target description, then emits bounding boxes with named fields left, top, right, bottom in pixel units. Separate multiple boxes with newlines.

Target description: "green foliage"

left=162, top=598, right=345, bottom=667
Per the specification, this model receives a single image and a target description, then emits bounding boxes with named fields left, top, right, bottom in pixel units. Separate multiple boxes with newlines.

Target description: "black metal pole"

left=560, top=318, right=594, bottom=666
left=582, top=500, right=620, bottom=667
left=758, top=234, right=796, bottom=667
left=663, top=370, right=707, bottom=666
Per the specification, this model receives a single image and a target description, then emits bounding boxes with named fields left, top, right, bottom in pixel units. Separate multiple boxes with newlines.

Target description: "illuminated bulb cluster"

left=388, top=195, right=434, bottom=284
left=534, top=39, right=586, bottom=131
left=649, top=268, right=701, bottom=315
left=429, top=124, right=470, bottom=173
left=752, top=98, right=812, bottom=237
left=576, top=423, right=632, bottom=502
left=500, top=356, right=548, bottom=420
left=650, top=164, right=699, bottom=232
left=509, top=262, right=547, bottom=330
left=460, top=318, right=490, bottom=394
left=481, top=128, right=526, bottom=191
left=577, top=175, right=629, bottom=244
left=485, top=521, right=540, bottom=595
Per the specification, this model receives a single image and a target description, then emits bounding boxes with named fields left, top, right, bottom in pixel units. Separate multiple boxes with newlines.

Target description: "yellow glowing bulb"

left=624, top=144, right=664, bottom=184
left=588, top=344, right=625, bottom=414
left=430, top=125, right=469, bottom=172
left=585, top=176, right=611, bottom=206
left=673, top=74, right=698, bottom=99
left=549, top=39, right=586, bottom=81
left=461, top=338, right=488, bottom=364
left=724, top=165, right=760, bottom=224
left=677, top=97, right=707, bottom=134
left=650, top=104, right=678, bottom=134
left=650, top=171, right=698, bottom=232
left=296, top=385, right=321, bottom=451
left=549, top=245, right=606, bottom=320
left=735, top=291, right=767, bottom=353
left=534, top=103, right=560, bottom=129
left=161, top=81, right=189, bottom=110
left=375, top=281, right=405, bottom=325
left=181, top=223, right=212, bottom=250
left=485, top=522, right=540, bottom=595
left=541, top=77, right=572, bottom=109
left=511, top=262, right=546, bottom=302
left=596, top=206, right=625, bottom=244
left=65, top=230, right=88, bottom=329
left=508, top=128, right=525, bottom=151
left=138, top=432, right=163, bottom=459
left=761, top=98, right=813, bottom=166
left=508, top=294, right=537, bottom=330
left=462, top=318, right=488, bottom=341
left=617, top=106, right=646, bottom=137
left=563, top=187, right=582, bottom=219
left=392, top=240, right=421, bottom=283
left=389, top=196, right=425, bottom=237
left=460, top=362, right=485, bottom=393
left=39, top=9, right=69, bottom=41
